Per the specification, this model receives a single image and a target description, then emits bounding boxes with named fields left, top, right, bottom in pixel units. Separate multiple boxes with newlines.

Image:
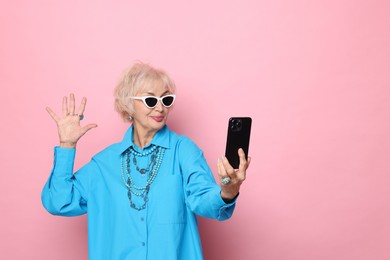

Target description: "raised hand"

left=46, top=93, right=98, bottom=148
left=217, top=148, right=251, bottom=200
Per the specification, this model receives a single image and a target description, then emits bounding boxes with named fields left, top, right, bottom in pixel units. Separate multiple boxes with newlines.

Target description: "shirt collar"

left=117, top=125, right=171, bottom=154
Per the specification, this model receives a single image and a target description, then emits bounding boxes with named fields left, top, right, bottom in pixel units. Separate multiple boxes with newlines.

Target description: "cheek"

left=134, top=103, right=149, bottom=115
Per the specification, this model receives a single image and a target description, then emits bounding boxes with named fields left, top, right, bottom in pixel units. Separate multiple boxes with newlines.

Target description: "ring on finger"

left=221, top=176, right=231, bottom=185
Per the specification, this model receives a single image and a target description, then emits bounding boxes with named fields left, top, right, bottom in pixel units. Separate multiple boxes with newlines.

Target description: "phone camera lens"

left=230, top=119, right=242, bottom=132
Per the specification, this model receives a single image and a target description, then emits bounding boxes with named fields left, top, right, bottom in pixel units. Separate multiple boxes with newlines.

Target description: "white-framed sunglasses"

left=130, top=94, right=176, bottom=109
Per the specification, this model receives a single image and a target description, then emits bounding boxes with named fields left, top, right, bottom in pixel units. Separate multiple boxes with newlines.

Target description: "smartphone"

left=225, top=117, right=252, bottom=169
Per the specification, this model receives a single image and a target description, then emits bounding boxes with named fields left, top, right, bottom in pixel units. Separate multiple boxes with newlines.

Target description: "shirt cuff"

left=53, top=146, right=76, bottom=174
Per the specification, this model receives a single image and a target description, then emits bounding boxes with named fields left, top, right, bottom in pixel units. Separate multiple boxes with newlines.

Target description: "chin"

left=151, top=121, right=166, bottom=130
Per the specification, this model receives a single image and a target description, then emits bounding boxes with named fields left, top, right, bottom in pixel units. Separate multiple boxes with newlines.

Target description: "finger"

left=77, top=97, right=87, bottom=116
left=217, top=158, right=227, bottom=178
left=222, top=156, right=235, bottom=177
left=246, top=156, right=252, bottom=168
left=236, top=149, right=250, bottom=181
left=46, top=107, right=60, bottom=122
left=69, top=93, right=75, bottom=115
left=62, top=96, right=68, bottom=117
left=218, top=158, right=233, bottom=186
left=80, top=124, right=98, bottom=135
left=238, top=148, right=248, bottom=171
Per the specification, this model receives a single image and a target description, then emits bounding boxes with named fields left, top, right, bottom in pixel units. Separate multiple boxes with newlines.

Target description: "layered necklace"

left=121, top=145, right=165, bottom=211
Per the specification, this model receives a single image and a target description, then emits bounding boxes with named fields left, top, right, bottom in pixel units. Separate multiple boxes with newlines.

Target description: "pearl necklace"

left=130, top=145, right=157, bottom=177
left=121, top=145, right=165, bottom=211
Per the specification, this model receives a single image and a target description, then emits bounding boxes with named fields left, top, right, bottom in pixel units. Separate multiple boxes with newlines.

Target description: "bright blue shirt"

left=42, top=125, right=236, bottom=260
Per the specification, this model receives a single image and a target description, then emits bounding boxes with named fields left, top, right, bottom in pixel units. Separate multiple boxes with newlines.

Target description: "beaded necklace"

left=121, top=145, right=165, bottom=211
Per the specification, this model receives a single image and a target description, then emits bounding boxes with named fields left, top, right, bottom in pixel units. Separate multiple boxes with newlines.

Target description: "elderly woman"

left=42, top=62, right=250, bottom=260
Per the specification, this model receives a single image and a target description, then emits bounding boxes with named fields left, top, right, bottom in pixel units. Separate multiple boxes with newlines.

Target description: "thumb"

left=81, top=124, right=98, bottom=135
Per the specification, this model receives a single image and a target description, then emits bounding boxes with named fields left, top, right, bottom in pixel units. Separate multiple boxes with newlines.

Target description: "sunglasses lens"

left=162, top=96, right=175, bottom=107
left=145, top=97, right=158, bottom=108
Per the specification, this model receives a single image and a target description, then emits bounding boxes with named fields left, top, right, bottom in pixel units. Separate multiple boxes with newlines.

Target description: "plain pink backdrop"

left=1, top=0, right=389, bottom=259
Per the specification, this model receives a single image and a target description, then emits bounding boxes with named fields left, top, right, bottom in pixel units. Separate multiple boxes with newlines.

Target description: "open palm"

left=46, top=93, right=97, bottom=148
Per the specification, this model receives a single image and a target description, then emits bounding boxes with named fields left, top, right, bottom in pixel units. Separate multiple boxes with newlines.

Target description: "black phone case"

left=225, top=117, right=252, bottom=169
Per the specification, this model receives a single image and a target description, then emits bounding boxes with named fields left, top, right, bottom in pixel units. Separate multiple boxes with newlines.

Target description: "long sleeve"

left=41, top=147, right=97, bottom=216
left=178, top=137, right=236, bottom=221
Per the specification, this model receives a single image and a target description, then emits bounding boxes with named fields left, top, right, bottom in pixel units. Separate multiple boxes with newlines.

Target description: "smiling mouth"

left=151, top=116, right=165, bottom=122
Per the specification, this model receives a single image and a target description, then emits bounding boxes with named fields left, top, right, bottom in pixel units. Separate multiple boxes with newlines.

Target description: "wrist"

left=220, top=191, right=238, bottom=200
left=221, top=192, right=239, bottom=204
left=60, top=142, right=76, bottom=148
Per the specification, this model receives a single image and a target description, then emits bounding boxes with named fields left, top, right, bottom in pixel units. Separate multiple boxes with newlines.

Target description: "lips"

left=151, top=116, right=165, bottom=122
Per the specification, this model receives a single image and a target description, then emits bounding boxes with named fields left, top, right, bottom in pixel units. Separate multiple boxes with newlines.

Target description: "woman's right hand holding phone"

left=218, top=148, right=251, bottom=201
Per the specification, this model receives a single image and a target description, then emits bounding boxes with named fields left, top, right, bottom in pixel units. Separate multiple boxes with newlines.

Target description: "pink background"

left=1, top=0, right=390, bottom=259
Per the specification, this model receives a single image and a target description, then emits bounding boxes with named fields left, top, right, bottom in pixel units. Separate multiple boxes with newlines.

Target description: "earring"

left=128, top=115, right=133, bottom=121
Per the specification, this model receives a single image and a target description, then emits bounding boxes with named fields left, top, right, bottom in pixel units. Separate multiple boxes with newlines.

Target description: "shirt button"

left=142, top=242, right=145, bottom=246
left=140, top=217, right=144, bottom=221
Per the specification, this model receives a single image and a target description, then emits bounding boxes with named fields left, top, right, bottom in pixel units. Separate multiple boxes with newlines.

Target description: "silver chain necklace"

left=121, top=145, right=165, bottom=211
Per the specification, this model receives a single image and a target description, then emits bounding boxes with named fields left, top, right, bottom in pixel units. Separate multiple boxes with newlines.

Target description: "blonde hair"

left=114, top=62, right=176, bottom=122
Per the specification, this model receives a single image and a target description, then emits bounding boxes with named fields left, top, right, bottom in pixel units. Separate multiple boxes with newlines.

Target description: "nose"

left=154, top=100, right=164, bottom=111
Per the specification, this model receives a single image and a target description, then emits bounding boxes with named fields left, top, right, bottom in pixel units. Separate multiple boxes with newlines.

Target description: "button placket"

left=139, top=210, right=147, bottom=250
